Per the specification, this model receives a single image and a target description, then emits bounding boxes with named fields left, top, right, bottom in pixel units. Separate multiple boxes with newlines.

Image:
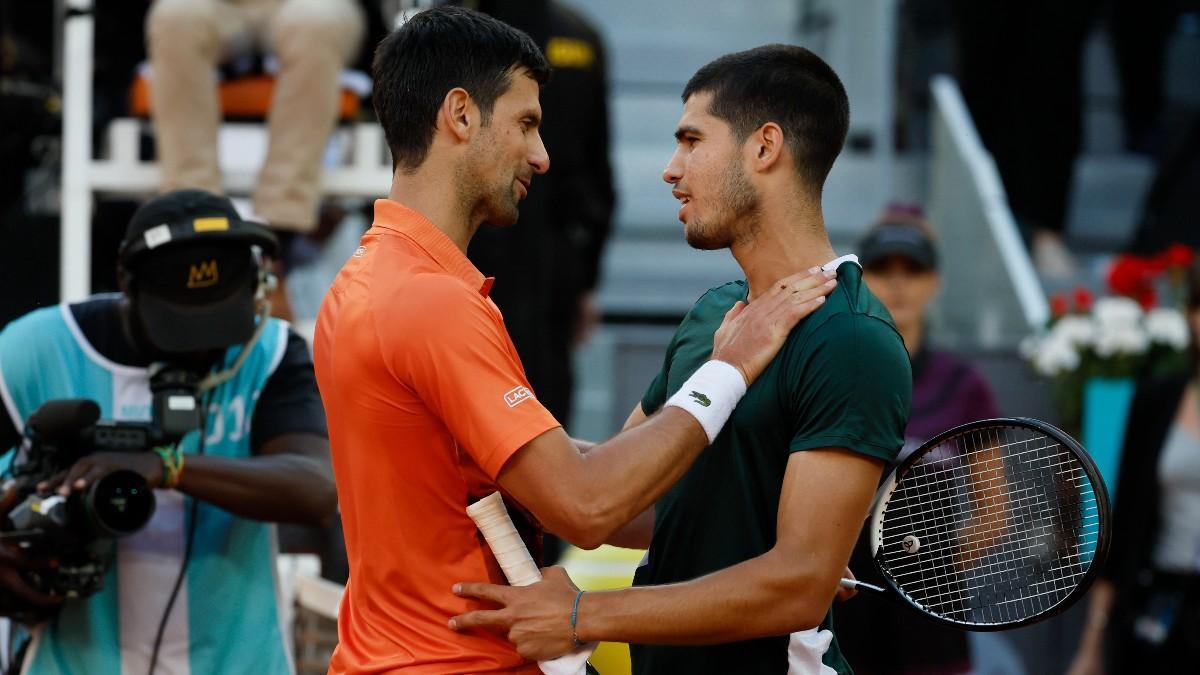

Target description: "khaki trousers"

left=146, top=0, right=365, bottom=232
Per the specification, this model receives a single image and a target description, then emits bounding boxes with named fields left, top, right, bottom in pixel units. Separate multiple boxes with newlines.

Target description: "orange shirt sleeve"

left=384, top=273, right=562, bottom=479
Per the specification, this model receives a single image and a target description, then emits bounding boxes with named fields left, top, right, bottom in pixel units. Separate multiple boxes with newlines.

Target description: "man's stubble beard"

left=684, top=156, right=761, bottom=251
left=461, top=128, right=521, bottom=229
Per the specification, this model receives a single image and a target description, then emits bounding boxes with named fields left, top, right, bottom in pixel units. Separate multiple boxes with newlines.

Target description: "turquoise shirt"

left=0, top=298, right=294, bottom=675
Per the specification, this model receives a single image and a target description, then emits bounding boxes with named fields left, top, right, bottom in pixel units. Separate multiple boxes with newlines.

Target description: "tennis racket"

left=839, top=417, right=1110, bottom=631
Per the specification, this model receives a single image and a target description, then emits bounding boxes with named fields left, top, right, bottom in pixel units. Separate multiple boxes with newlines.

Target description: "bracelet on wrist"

left=570, top=589, right=585, bottom=648
left=152, top=445, right=185, bottom=489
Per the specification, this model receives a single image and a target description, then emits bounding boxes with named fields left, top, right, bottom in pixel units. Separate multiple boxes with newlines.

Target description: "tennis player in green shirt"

left=451, top=44, right=912, bottom=675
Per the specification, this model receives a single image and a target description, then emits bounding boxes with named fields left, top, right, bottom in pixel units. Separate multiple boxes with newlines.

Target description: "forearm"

left=570, top=433, right=655, bottom=549
left=575, top=548, right=833, bottom=645
left=176, top=453, right=336, bottom=524
left=562, top=408, right=706, bottom=547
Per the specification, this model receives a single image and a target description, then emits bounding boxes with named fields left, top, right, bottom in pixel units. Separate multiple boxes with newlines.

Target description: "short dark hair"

left=372, top=6, right=550, bottom=172
left=682, top=44, right=849, bottom=192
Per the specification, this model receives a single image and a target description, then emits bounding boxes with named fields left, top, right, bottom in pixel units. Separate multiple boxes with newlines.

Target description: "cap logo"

left=193, top=217, right=230, bottom=232
left=144, top=224, right=173, bottom=249
left=187, top=259, right=219, bottom=288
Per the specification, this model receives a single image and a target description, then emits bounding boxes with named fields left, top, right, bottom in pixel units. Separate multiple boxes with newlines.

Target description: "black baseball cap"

left=858, top=223, right=938, bottom=271
left=119, top=190, right=278, bottom=354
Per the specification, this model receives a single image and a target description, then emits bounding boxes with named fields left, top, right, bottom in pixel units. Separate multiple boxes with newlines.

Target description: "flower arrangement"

left=1021, top=244, right=1195, bottom=435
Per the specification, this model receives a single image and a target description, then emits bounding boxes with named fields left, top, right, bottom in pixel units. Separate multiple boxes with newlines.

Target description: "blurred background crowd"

left=1, top=0, right=1198, bottom=673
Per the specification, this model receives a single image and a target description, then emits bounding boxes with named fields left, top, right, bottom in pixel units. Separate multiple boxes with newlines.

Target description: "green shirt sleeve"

left=788, top=312, right=911, bottom=462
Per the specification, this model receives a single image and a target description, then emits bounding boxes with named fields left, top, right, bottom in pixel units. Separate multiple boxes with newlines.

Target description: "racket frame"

left=865, top=417, right=1111, bottom=631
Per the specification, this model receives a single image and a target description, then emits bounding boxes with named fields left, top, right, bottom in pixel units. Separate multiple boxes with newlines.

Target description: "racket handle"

left=839, top=577, right=887, bottom=596
left=467, top=492, right=543, bottom=587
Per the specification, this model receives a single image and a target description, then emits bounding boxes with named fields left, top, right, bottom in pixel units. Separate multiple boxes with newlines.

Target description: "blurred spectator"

left=145, top=0, right=366, bottom=319
left=1108, top=0, right=1178, bottom=157
left=458, top=0, right=615, bottom=430
left=1066, top=256, right=1200, bottom=674
left=835, top=208, right=1001, bottom=675
left=951, top=0, right=1101, bottom=279
left=1127, top=115, right=1200, bottom=255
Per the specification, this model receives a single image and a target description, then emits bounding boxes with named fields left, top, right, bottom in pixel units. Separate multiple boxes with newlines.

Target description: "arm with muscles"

left=452, top=446, right=882, bottom=655
left=499, top=269, right=833, bottom=549
left=599, top=404, right=655, bottom=550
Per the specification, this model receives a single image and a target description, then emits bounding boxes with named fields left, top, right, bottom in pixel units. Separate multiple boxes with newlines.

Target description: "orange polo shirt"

left=313, top=200, right=559, bottom=674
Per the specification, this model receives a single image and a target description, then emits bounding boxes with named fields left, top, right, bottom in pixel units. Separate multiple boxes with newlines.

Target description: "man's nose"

left=530, top=133, right=550, bottom=175
left=663, top=148, right=684, bottom=184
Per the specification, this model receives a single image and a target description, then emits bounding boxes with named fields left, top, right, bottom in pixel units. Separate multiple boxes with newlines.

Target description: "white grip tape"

left=466, top=492, right=595, bottom=675
left=664, top=360, right=748, bottom=443
left=466, top=492, right=542, bottom=587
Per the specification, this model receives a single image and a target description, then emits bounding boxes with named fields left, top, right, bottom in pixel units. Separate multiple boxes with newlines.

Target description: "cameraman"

left=0, top=190, right=335, bottom=674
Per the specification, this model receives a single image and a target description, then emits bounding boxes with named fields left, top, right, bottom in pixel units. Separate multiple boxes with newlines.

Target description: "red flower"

left=1137, top=287, right=1158, bottom=310
left=1165, top=243, right=1195, bottom=269
left=1108, top=255, right=1156, bottom=297
left=1051, top=294, right=1069, bottom=318
left=1073, top=286, right=1094, bottom=313
left=1148, top=254, right=1170, bottom=274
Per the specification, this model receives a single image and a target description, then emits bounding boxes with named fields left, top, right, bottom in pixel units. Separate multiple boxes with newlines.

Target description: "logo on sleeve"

left=689, top=391, right=711, bottom=407
left=504, top=386, right=535, bottom=408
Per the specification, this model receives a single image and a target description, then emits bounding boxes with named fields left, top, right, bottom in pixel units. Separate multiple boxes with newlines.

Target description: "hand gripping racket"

left=466, top=493, right=596, bottom=675
left=840, top=418, right=1111, bottom=631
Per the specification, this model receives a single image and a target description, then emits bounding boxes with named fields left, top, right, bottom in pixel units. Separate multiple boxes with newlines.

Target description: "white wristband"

left=664, top=360, right=748, bottom=443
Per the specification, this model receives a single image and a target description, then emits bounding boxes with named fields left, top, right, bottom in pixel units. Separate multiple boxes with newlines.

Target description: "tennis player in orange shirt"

left=312, top=7, right=836, bottom=673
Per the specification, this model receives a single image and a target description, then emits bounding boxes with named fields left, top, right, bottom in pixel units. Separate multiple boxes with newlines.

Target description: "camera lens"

left=84, top=470, right=156, bottom=536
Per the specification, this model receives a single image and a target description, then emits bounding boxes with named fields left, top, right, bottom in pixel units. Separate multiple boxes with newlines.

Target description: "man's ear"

left=439, top=87, right=475, bottom=144
left=750, top=122, right=786, bottom=173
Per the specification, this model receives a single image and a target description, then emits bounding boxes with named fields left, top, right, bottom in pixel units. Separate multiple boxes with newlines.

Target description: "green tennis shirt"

left=631, top=261, right=912, bottom=675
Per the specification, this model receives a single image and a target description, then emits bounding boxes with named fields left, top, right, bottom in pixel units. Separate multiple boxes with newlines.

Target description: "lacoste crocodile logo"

left=689, top=391, right=711, bottom=407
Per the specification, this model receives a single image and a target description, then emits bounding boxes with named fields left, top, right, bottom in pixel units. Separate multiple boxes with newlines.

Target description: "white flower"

left=1050, top=315, right=1096, bottom=348
left=1092, top=296, right=1143, bottom=328
left=1093, top=322, right=1150, bottom=357
left=1145, top=307, right=1190, bottom=350
left=1032, top=334, right=1081, bottom=376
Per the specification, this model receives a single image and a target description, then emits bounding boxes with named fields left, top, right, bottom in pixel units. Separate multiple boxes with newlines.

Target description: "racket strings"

left=876, top=426, right=1101, bottom=626
left=882, top=449, right=1094, bottom=552
left=881, top=466, right=1099, bottom=554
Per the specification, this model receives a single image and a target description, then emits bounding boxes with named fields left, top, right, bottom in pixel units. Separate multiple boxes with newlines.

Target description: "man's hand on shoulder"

left=712, top=267, right=836, bottom=385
